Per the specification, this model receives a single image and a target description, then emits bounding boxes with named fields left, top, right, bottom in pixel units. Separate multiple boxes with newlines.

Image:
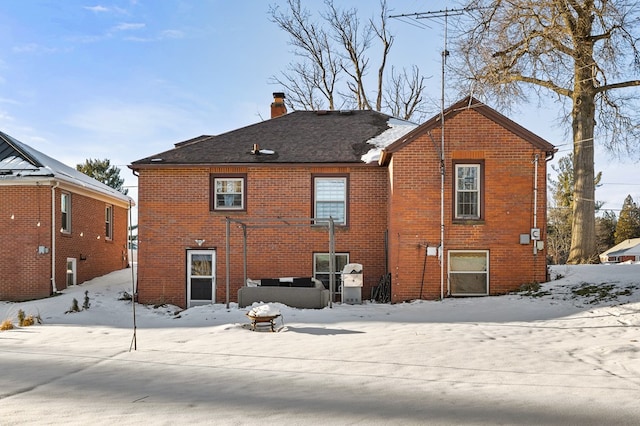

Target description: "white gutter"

left=51, top=181, right=59, bottom=293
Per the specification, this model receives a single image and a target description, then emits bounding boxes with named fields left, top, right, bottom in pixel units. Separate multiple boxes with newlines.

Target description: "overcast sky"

left=0, top=0, right=637, bottom=213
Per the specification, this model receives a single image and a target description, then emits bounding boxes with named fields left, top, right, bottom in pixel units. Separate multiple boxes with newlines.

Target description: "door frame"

left=66, top=257, right=77, bottom=287
left=186, top=249, right=216, bottom=307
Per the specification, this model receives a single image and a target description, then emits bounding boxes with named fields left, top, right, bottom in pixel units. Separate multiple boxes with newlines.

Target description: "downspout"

left=51, top=181, right=59, bottom=293
left=533, top=154, right=539, bottom=255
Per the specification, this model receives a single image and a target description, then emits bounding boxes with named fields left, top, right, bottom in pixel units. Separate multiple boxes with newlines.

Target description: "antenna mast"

left=390, top=7, right=470, bottom=300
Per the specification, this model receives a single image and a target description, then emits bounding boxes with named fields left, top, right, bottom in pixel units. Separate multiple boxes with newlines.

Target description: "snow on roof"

left=0, top=131, right=131, bottom=204
left=360, top=117, right=418, bottom=164
left=601, top=238, right=640, bottom=255
left=599, top=238, right=640, bottom=260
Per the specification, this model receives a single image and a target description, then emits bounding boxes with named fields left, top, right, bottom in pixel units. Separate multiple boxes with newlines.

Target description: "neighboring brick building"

left=130, top=94, right=556, bottom=308
left=0, top=131, right=132, bottom=301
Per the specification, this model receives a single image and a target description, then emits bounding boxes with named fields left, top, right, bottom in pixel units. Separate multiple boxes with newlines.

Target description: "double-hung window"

left=211, top=175, right=246, bottom=211
left=61, top=192, right=71, bottom=233
left=314, top=176, right=347, bottom=225
left=455, top=163, right=482, bottom=220
left=105, top=204, right=113, bottom=240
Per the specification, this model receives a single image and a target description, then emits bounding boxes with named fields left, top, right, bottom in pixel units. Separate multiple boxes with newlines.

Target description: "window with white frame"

left=61, top=192, right=71, bottom=233
left=449, top=250, right=489, bottom=295
left=211, top=176, right=245, bottom=211
left=314, top=176, right=347, bottom=224
left=455, top=164, right=481, bottom=219
left=313, top=253, right=349, bottom=292
left=105, top=204, right=113, bottom=240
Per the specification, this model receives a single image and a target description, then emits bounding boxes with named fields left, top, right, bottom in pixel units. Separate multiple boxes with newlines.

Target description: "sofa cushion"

left=292, top=277, right=315, bottom=288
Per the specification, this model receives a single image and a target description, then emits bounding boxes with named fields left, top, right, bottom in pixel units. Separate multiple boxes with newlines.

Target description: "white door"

left=66, top=258, right=77, bottom=286
left=187, top=250, right=216, bottom=307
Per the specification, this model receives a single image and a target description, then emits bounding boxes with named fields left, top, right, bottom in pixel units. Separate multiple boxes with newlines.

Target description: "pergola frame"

left=224, top=217, right=336, bottom=308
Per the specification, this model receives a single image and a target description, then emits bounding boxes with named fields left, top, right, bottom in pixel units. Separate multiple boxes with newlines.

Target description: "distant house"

left=599, top=238, right=640, bottom=263
left=0, top=131, right=132, bottom=301
left=129, top=94, right=556, bottom=309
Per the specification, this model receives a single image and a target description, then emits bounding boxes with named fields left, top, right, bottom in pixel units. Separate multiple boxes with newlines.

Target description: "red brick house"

left=383, top=97, right=555, bottom=301
left=0, top=131, right=131, bottom=301
left=130, top=94, right=555, bottom=308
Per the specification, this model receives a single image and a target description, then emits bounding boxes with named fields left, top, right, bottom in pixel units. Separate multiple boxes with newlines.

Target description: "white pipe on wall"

left=50, top=181, right=59, bottom=293
left=533, top=154, right=539, bottom=255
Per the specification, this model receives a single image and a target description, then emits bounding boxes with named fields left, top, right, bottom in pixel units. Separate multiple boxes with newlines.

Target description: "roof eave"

left=382, top=97, right=556, bottom=156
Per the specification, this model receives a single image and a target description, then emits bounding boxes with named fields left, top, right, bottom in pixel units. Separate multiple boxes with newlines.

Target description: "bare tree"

left=453, top=0, right=640, bottom=263
left=384, top=65, right=430, bottom=122
left=269, top=0, right=432, bottom=121
left=269, top=0, right=340, bottom=110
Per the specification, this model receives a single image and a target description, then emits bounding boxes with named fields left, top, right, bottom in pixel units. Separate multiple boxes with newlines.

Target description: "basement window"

left=313, top=252, right=349, bottom=292
left=449, top=250, right=489, bottom=295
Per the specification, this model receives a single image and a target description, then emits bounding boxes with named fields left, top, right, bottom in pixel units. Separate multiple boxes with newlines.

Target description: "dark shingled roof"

left=130, top=110, right=396, bottom=166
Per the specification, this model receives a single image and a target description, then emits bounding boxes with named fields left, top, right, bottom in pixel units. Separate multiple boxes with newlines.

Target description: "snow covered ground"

left=1, top=264, right=639, bottom=425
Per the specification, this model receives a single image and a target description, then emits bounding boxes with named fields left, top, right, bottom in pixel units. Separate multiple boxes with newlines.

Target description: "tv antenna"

left=390, top=7, right=474, bottom=300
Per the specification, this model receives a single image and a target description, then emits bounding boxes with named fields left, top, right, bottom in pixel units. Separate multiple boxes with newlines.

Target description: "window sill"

left=452, top=219, right=485, bottom=225
left=210, top=210, right=247, bottom=214
left=311, top=223, right=348, bottom=229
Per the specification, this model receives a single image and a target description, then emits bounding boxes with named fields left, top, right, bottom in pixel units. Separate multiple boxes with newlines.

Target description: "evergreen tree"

left=77, top=158, right=128, bottom=195
left=596, top=210, right=617, bottom=254
left=547, top=156, right=574, bottom=264
left=547, top=154, right=603, bottom=264
left=614, top=195, right=640, bottom=244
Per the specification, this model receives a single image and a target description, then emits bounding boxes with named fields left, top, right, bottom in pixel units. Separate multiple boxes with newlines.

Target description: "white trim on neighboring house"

left=599, top=238, right=640, bottom=263
left=0, top=176, right=132, bottom=209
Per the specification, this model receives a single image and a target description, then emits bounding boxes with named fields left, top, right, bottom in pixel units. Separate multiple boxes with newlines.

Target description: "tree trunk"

left=568, top=102, right=597, bottom=263
left=568, top=58, right=597, bottom=263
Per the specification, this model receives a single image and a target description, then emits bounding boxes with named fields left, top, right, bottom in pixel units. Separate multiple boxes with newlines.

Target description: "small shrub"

left=21, top=315, right=35, bottom=326
left=1, top=319, right=14, bottom=331
left=518, top=282, right=551, bottom=298
left=519, top=282, right=541, bottom=293
left=83, top=290, right=90, bottom=310
left=66, top=298, right=80, bottom=314
left=570, top=282, right=635, bottom=304
left=14, top=309, right=42, bottom=327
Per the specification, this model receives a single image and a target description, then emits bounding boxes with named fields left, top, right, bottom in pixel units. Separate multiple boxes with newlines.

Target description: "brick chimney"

left=270, top=92, right=287, bottom=118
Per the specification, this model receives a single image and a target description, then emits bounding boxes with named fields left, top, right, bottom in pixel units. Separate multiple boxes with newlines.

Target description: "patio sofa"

left=237, top=277, right=330, bottom=309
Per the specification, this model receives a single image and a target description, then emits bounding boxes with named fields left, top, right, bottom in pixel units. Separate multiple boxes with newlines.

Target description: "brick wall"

left=54, top=188, right=129, bottom=289
left=136, top=165, right=389, bottom=308
left=0, top=182, right=129, bottom=301
left=0, top=185, right=52, bottom=300
left=388, top=108, right=549, bottom=301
